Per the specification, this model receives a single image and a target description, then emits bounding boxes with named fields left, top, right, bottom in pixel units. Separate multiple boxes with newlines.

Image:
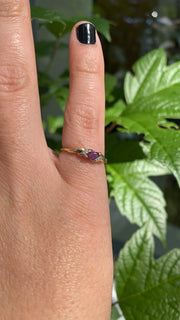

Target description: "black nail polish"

left=77, top=23, right=96, bottom=44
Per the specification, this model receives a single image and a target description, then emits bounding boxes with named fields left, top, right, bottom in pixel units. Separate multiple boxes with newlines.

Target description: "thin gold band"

left=61, top=148, right=107, bottom=164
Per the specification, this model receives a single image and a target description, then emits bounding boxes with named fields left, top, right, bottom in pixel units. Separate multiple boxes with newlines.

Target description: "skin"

left=0, top=0, right=113, bottom=319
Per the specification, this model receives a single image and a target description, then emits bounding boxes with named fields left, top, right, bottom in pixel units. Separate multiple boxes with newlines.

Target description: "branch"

left=45, top=37, right=61, bottom=73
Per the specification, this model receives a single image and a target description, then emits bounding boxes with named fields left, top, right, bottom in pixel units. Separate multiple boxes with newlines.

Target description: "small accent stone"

left=80, top=151, right=87, bottom=156
left=87, top=152, right=99, bottom=160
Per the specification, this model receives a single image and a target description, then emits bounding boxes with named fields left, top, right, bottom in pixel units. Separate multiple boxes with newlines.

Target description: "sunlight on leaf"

left=115, top=225, right=180, bottom=320
left=106, top=160, right=168, bottom=243
left=119, top=49, right=180, bottom=186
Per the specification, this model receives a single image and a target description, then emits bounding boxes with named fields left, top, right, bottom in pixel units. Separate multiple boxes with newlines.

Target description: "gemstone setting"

left=61, top=147, right=106, bottom=163
left=87, top=152, right=99, bottom=160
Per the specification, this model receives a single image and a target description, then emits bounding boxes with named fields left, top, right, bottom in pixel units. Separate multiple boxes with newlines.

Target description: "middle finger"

left=0, top=0, right=46, bottom=163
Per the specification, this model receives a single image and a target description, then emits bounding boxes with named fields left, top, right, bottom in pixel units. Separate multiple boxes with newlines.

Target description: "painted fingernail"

left=77, top=23, right=96, bottom=45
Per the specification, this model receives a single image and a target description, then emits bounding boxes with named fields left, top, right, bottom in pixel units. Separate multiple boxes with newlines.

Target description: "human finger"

left=59, top=22, right=105, bottom=182
left=0, top=0, right=46, bottom=164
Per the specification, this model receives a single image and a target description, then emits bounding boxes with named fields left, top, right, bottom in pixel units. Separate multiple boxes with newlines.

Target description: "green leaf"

left=62, top=15, right=112, bottom=41
left=105, top=73, right=117, bottom=99
left=149, top=127, right=180, bottom=185
left=119, top=48, right=180, bottom=185
left=55, top=87, right=69, bottom=111
left=105, top=100, right=126, bottom=126
left=115, top=225, right=180, bottom=320
left=46, top=137, right=62, bottom=153
left=31, top=6, right=65, bottom=24
left=31, top=6, right=66, bottom=38
left=111, top=306, right=120, bottom=320
left=46, top=21, right=66, bottom=38
left=106, top=160, right=168, bottom=243
left=88, top=15, right=112, bottom=42
left=105, top=132, right=145, bottom=163
left=118, top=114, right=180, bottom=186
left=59, top=69, right=69, bottom=83
left=124, top=48, right=166, bottom=104
left=48, top=115, right=64, bottom=134
left=125, top=47, right=180, bottom=105
left=31, top=6, right=112, bottom=41
left=123, top=85, right=180, bottom=123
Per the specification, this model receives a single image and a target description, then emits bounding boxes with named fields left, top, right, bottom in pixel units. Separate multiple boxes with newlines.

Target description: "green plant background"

left=31, top=1, right=180, bottom=319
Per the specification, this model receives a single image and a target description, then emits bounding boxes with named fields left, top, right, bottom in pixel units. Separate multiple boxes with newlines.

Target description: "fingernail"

left=77, top=23, right=96, bottom=45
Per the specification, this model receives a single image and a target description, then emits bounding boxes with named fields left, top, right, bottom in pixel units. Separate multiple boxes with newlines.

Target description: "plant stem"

left=112, top=300, right=119, bottom=306
left=45, top=37, right=61, bottom=73
left=105, top=122, right=118, bottom=134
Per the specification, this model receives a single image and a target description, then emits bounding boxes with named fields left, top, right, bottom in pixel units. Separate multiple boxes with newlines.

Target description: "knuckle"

left=0, top=64, right=30, bottom=93
left=74, top=54, right=101, bottom=75
left=66, top=102, right=100, bottom=132
left=0, top=0, right=26, bottom=18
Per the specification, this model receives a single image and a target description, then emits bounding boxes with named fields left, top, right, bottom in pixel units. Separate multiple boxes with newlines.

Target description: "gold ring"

left=61, top=148, right=107, bottom=164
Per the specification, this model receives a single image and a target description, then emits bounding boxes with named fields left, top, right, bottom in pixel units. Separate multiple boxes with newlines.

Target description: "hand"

left=0, top=1, right=113, bottom=319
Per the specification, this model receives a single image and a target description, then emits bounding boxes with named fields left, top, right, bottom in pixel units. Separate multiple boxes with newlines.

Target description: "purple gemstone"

left=87, top=152, right=99, bottom=160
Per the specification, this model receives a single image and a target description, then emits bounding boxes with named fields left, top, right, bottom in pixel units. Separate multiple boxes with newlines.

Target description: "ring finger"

left=59, top=22, right=106, bottom=183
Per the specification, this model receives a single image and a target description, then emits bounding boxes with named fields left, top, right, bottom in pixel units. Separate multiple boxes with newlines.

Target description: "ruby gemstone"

left=87, top=152, right=99, bottom=160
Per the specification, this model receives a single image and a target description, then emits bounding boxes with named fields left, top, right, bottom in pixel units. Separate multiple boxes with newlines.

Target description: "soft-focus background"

left=31, top=0, right=180, bottom=258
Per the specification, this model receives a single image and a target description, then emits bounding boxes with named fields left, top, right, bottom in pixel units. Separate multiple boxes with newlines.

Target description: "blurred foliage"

left=94, top=0, right=180, bottom=81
